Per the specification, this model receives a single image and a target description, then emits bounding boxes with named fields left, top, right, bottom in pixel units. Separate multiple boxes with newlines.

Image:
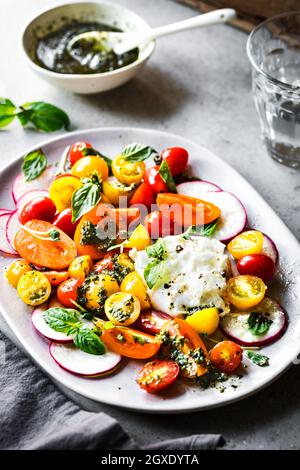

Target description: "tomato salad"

left=1, top=141, right=287, bottom=393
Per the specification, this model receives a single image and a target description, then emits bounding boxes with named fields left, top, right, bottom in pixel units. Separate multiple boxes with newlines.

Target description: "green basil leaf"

left=71, top=181, right=102, bottom=222
left=22, top=148, right=47, bottom=181
left=144, top=259, right=163, bottom=289
left=0, top=98, right=17, bottom=128
left=246, top=350, right=270, bottom=367
left=18, top=101, right=70, bottom=132
left=247, top=312, right=273, bottom=336
left=158, top=160, right=177, bottom=193
left=74, top=327, right=105, bottom=355
left=121, top=143, right=158, bottom=162
left=146, top=238, right=167, bottom=261
left=43, top=308, right=81, bottom=335
left=182, top=221, right=218, bottom=239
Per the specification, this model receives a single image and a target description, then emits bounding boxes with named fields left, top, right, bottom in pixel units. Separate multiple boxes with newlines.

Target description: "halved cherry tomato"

left=237, top=254, right=275, bottom=282
left=100, top=324, right=160, bottom=359
left=104, top=292, right=140, bottom=326
left=137, top=360, right=180, bottom=393
left=57, top=277, right=83, bottom=308
left=161, top=318, right=208, bottom=379
left=112, top=155, right=145, bottom=185
left=53, top=208, right=79, bottom=238
left=80, top=273, right=119, bottom=312
left=144, top=210, right=180, bottom=239
left=210, top=340, right=243, bottom=373
left=68, top=255, right=93, bottom=281
left=121, top=271, right=150, bottom=310
left=6, top=259, right=32, bottom=288
left=134, top=310, right=171, bottom=335
left=44, top=270, right=69, bottom=286
left=17, top=270, right=51, bottom=306
left=161, top=147, right=189, bottom=176
left=227, top=275, right=267, bottom=310
left=144, top=166, right=168, bottom=194
left=20, top=197, right=57, bottom=225
left=102, top=176, right=135, bottom=206
left=94, top=254, right=115, bottom=273
left=49, top=175, right=83, bottom=212
left=69, top=141, right=92, bottom=166
left=129, top=182, right=155, bottom=210
left=14, top=220, right=77, bottom=270
left=227, top=230, right=264, bottom=260
left=156, top=193, right=221, bottom=227
left=71, top=155, right=109, bottom=181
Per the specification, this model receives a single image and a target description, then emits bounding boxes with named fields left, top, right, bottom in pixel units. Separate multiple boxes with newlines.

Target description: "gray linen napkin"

left=0, top=332, right=223, bottom=450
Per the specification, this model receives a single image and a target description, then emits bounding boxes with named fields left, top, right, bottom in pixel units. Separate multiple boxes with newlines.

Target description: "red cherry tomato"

left=161, top=147, right=189, bottom=176
left=144, top=210, right=180, bottom=239
left=69, top=141, right=92, bottom=166
left=134, top=310, right=171, bottom=335
left=94, top=254, right=115, bottom=273
left=19, top=197, right=56, bottom=225
left=237, top=254, right=275, bottom=282
left=137, top=360, right=180, bottom=393
left=144, top=166, right=168, bottom=194
left=209, top=340, right=243, bottom=373
left=53, top=208, right=79, bottom=238
left=129, top=182, right=155, bottom=210
left=57, top=278, right=83, bottom=308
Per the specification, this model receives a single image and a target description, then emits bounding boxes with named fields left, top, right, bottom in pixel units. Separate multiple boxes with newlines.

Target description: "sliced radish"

left=220, top=297, right=287, bottom=347
left=6, top=211, right=20, bottom=251
left=12, top=167, right=54, bottom=203
left=0, top=213, right=17, bottom=255
left=32, top=304, right=72, bottom=344
left=49, top=342, right=122, bottom=377
left=0, top=209, right=13, bottom=216
left=16, top=189, right=49, bottom=219
left=177, top=180, right=222, bottom=197
left=262, top=233, right=278, bottom=266
left=227, top=251, right=239, bottom=277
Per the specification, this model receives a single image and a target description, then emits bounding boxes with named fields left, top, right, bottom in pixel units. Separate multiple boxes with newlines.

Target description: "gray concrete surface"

left=0, top=0, right=299, bottom=450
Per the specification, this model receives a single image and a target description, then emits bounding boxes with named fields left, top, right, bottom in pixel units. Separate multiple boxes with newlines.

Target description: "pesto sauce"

left=35, top=21, right=139, bottom=75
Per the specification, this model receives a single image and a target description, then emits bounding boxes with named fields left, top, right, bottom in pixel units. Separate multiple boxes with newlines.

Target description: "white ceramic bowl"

left=21, top=1, right=155, bottom=94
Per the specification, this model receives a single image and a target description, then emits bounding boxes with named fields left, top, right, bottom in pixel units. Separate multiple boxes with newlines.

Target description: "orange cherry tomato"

left=14, top=220, right=77, bottom=270
left=137, top=360, right=180, bottom=393
left=44, top=270, right=69, bottom=286
left=227, top=230, right=264, bottom=260
left=210, top=340, right=243, bottom=373
left=156, top=193, right=221, bottom=227
left=227, top=275, right=267, bottom=310
left=71, top=155, right=109, bottom=181
left=57, top=278, right=83, bottom=308
left=100, top=325, right=160, bottom=359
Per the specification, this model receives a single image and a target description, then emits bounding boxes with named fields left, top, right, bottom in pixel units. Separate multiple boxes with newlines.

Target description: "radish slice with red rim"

left=49, top=342, right=122, bottom=377
left=220, top=297, right=288, bottom=347
left=12, top=167, right=54, bottom=203
left=0, top=209, right=13, bottom=216
left=16, top=189, right=49, bottom=219
left=177, top=180, right=222, bottom=197
left=0, top=213, right=17, bottom=255
left=32, top=303, right=72, bottom=344
left=262, top=233, right=278, bottom=266
left=6, top=211, right=20, bottom=251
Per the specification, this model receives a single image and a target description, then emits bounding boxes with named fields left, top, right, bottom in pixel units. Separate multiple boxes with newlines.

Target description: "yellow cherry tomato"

left=117, top=253, right=135, bottom=272
left=17, top=271, right=51, bottom=306
left=227, top=275, right=267, bottom=310
left=186, top=307, right=219, bottom=335
left=112, top=155, right=145, bottom=185
left=81, top=273, right=119, bottom=312
left=105, top=292, right=140, bottom=326
left=50, top=176, right=83, bottom=212
left=6, top=259, right=32, bottom=288
left=102, top=176, right=135, bottom=206
left=124, top=224, right=151, bottom=250
left=227, top=230, right=264, bottom=260
left=71, top=156, right=109, bottom=181
left=120, top=271, right=150, bottom=310
left=68, top=255, right=93, bottom=282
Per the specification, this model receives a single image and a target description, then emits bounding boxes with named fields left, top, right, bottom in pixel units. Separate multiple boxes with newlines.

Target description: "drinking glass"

left=247, top=12, right=300, bottom=168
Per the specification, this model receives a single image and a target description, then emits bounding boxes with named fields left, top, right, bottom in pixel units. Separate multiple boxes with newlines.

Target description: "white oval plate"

left=1, top=127, right=300, bottom=413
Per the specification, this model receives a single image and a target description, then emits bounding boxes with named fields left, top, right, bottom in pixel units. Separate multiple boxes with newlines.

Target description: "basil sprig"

left=71, top=174, right=102, bottom=223
left=182, top=221, right=218, bottom=239
left=0, top=97, right=70, bottom=132
left=144, top=239, right=168, bottom=289
left=121, top=143, right=158, bottom=162
left=247, top=312, right=273, bottom=336
left=159, top=160, right=177, bottom=193
left=82, top=146, right=112, bottom=172
left=44, top=307, right=105, bottom=355
left=246, top=350, right=270, bottom=367
left=22, top=149, right=47, bottom=181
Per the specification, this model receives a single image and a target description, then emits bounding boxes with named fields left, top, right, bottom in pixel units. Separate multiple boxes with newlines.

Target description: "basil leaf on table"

left=43, top=308, right=81, bottom=335
left=246, top=350, right=270, bottom=367
left=0, top=97, right=17, bottom=128
left=159, top=160, right=177, bottom=193
left=18, top=101, right=70, bottom=132
left=22, top=148, right=47, bottom=181
left=247, top=312, right=273, bottom=336
left=71, top=177, right=102, bottom=222
left=121, top=143, right=158, bottom=162
left=74, top=327, right=105, bottom=355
